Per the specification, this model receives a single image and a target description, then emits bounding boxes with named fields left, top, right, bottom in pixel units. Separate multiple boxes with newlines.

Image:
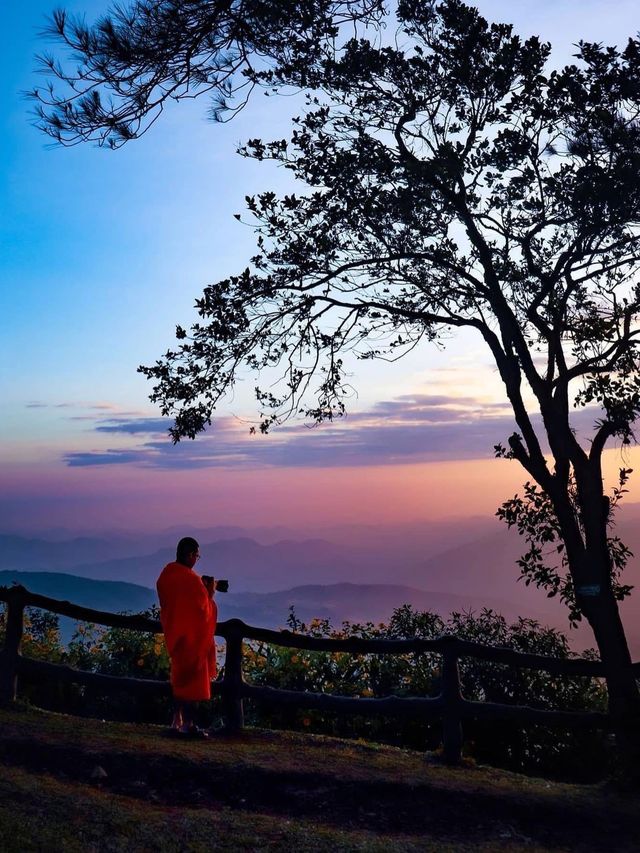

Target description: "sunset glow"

left=3, top=0, right=640, bottom=536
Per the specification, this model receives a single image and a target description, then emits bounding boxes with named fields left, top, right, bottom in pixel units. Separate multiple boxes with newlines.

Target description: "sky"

left=2, top=0, right=640, bottom=535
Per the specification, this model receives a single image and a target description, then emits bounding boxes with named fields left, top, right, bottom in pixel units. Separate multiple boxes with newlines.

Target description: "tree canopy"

left=33, top=0, right=384, bottom=146
left=36, top=0, right=640, bottom=743
left=136, top=2, right=640, bottom=614
left=134, top=2, right=640, bottom=450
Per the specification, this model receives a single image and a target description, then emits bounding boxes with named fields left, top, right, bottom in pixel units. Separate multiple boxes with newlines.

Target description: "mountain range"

left=3, top=505, right=640, bottom=655
left=0, top=570, right=562, bottom=646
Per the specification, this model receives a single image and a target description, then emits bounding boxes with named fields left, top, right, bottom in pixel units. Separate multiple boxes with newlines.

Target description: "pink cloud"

left=60, top=394, right=606, bottom=471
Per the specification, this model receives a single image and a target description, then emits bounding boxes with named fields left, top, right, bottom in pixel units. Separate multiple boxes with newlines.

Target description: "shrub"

left=3, top=599, right=613, bottom=780
left=243, top=605, right=610, bottom=781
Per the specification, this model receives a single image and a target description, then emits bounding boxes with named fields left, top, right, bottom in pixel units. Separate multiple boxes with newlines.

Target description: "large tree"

left=37, top=0, right=640, bottom=751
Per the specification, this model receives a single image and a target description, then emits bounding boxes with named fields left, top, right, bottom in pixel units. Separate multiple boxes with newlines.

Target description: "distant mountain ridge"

left=219, top=582, right=554, bottom=631
left=0, top=570, right=158, bottom=644
left=0, top=571, right=156, bottom=614
left=0, top=534, right=158, bottom=572
left=1, top=571, right=568, bottom=642
left=0, top=516, right=495, bottom=583
left=1, top=537, right=367, bottom=592
left=4, top=506, right=640, bottom=656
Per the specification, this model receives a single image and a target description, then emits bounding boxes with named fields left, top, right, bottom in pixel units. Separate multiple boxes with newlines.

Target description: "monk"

left=157, top=537, right=217, bottom=737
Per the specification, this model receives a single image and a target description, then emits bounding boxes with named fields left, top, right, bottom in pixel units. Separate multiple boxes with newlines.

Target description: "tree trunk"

left=578, top=577, right=640, bottom=781
left=554, top=458, right=640, bottom=779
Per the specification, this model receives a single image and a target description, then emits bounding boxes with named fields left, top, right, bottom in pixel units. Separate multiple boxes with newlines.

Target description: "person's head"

left=176, top=537, right=200, bottom=568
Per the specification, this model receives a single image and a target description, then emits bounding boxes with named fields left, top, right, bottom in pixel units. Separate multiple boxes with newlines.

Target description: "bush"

left=2, top=599, right=613, bottom=780
left=242, top=605, right=610, bottom=782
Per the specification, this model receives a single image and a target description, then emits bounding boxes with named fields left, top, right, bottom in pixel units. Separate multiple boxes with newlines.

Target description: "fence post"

left=441, top=638, right=463, bottom=764
left=0, top=586, right=26, bottom=704
left=222, top=619, right=245, bottom=733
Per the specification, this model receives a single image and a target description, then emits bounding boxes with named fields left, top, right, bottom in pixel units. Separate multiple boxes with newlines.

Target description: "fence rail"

left=1, top=584, right=634, bottom=763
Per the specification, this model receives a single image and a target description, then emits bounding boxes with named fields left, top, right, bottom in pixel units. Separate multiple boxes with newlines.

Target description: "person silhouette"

left=156, top=537, right=217, bottom=737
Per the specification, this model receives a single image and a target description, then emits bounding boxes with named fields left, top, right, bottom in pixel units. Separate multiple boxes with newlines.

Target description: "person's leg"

left=179, top=702, right=209, bottom=737
left=181, top=702, right=195, bottom=730
left=171, top=700, right=184, bottom=730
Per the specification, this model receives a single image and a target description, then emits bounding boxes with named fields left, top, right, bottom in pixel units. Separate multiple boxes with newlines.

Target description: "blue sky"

left=2, top=1, right=263, bottom=410
left=2, top=1, right=640, bottom=533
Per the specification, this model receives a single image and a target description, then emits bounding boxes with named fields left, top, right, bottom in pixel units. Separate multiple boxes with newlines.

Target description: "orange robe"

left=156, top=561, right=217, bottom=702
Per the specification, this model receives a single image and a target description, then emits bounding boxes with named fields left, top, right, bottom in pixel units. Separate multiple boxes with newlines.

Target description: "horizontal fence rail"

left=1, top=584, right=636, bottom=762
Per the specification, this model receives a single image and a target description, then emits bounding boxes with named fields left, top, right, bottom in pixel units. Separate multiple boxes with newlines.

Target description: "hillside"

left=0, top=572, right=157, bottom=644
left=0, top=706, right=637, bottom=852
left=221, top=582, right=554, bottom=629
left=418, top=526, right=640, bottom=655
left=1, top=571, right=554, bottom=638
left=0, top=571, right=156, bottom=615
left=0, top=517, right=493, bottom=573
left=5, top=505, right=640, bottom=655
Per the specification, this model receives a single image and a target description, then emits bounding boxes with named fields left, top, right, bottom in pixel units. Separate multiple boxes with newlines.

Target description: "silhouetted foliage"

left=496, top=469, right=634, bottom=625
left=1, top=604, right=65, bottom=710
left=37, top=1, right=640, bottom=732
left=64, top=605, right=175, bottom=721
left=242, top=606, right=609, bottom=781
left=32, top=0, right=385, bottom=146
left=4, top=601, right=612, bottom=780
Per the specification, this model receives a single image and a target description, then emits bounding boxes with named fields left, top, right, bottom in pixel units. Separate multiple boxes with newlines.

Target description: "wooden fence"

left=1, top=584, right=636, bottom=763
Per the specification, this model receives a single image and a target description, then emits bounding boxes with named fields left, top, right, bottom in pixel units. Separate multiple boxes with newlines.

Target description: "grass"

left=0, top=705, right=638, bottom=852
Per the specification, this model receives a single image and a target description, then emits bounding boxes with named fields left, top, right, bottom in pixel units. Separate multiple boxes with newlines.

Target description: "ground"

left=0, top=706, right=637, bottom=852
